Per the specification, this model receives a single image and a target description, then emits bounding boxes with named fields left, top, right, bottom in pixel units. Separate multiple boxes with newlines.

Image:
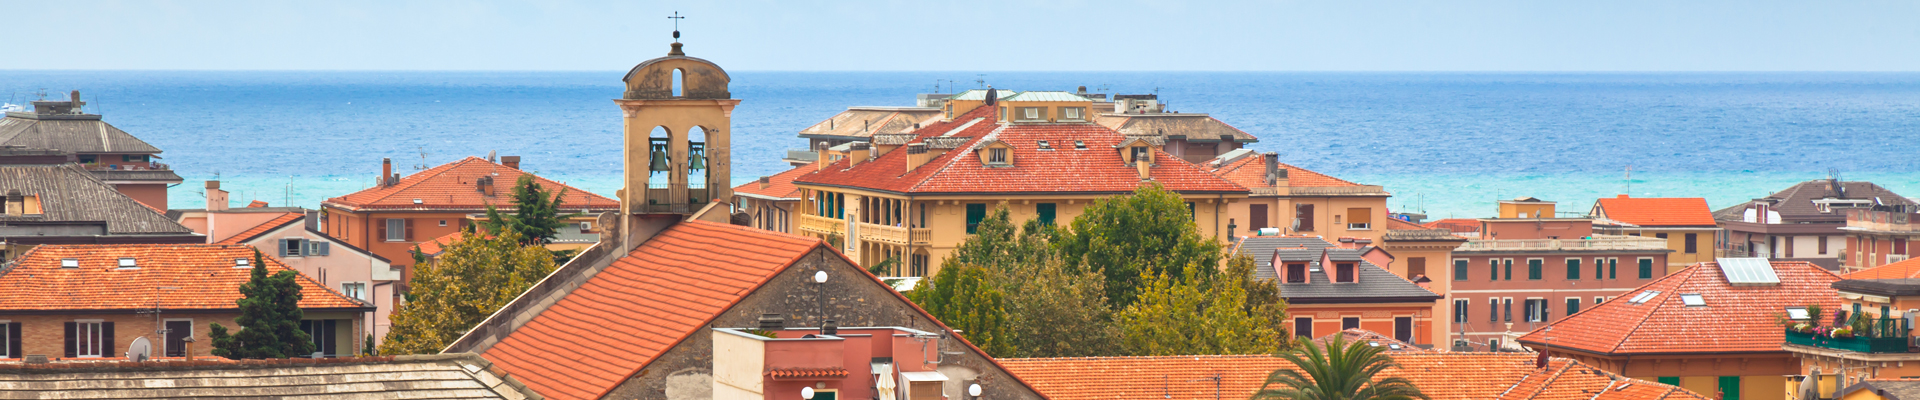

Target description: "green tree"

left=1114, top=269, right=1281, bottom=356
left=480, top=175, right=581, bottom=246
left=907, top=261, right=1016, bottom=357
left=998, top=254, right=1120, bottom=358
left=380, top=228, right=556, bottom=355
left=1226, top=254, right=1291, bottom=341
left=209, top=250, right=315, bottom=359
left=1254, top=335, right=1429, bottom=400
left=1057, top=184, right=1225, bottom=307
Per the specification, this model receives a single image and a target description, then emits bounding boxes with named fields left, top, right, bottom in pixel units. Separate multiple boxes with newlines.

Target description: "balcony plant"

left=1832, top=327, right=1854, bottom=339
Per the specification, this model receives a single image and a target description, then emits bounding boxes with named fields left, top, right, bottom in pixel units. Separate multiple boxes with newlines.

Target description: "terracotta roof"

left=1425, top=218, right=1482, bottom=233
left=246, top=200, right=269, bottom=208
left=792, top=106, right=1247, bottom=195
left=1517, top=261, right=1842, bottom=355
left=1207, top=153, right=1363, bottom=190
left=323, top=157, right=618, bottom=212
left=1313, top=329, right=1429, bottom=352
left=1499, top=358, right=1709, bottom=400
left=1593, top=195, right=1717, bottom=227
left=415, top=230, right=469, bottom=256
left=796, top=108, right=943, bottom=139
left=997, top=353, right=1703, bottom=400
left=1843, top=257, right=1920, bottom=280
left=0, top=244, right=368, bottom=311
left=732, top=163, right=812, bottom=201
left=215, top=213, right=304, bottom=244
left=1385, top=218, right=1426, bottom=230
left=478, top=221, right=826, bottom=400
left=767, top=367, right=850, bottom=380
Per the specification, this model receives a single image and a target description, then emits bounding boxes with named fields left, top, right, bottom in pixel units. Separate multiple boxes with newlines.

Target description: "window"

left=1187, top=202, right=1196, bottom=221
left=1014, top=107, right=1043, bottom=121
left=1527, top=259, right=1542, bottom=280
left=1566, top=298, right=1581, bottom=315
left=1503, top=299, right=1513, bottom=322
left=1335, top=263, right=1355, bottom=283
left=283, top=238, right=305, bottom=257
left=1488, top=298, right=1499, bottom=322
left=1294, top=317, right=1313, bottom=338
left=342, top=283, right=367, bottom=301
left=1073, top=140, right=1086, bottom=150
left=306, top=241, right=330, bottom=256
left=235, top=258, right=250, bottom=268
left=385, top=218, right=406, bottom=242
left=1656, top=233, right=1668, bottom=239
left=60, top=258, right=78, bottom=269
left=1596, top=296, right=1606, bottom=305
left=1036, top=203, right=1056, bottom=225
left=964, top=204, right=986, bottom=234
left=1296, top=204, right=1315, bottom=232
left=987, top=147, right=1008, bottom=165
left=1566, top=258, right=1581, bottom=280
left=1454, top=299, right=1469, bottom=323
left=0, top=321, right=14, bottom=359
left=1347, top=208, right=1372, bottom=230
left=1454, top=260, right=1468, bottom=281
left=1786, top=236, right=1796, bottom=258
left=438, top=220, right=448, bottom=227
left=118, top=258, right=137, bottom=269
left=1595, top=258, right=1605, bottom=279
left=910, top=253, right=930, bottom=276
left=1061, top=107, right=1085, bottom=121
left=77, top=155, right=96, bottom=164
left=1608, top=258, right=1618, bottom=279
left=1408, top=257, right=1426, bottom=278
left=1036, top=140, right=1051, bottom=150
left=1286, top=263, right=1308, bottom=283
left=1525, top=299, right=1550, bottom=322
left=1489, top=259, right=1499, bottom=281
left=65, top=321, right=110, bottom=358
left=1341, top=317, right=1360, bottom=330
left=1684, top=233, right=1698, bottom=254
left=1819, top=236, right=1828, bottom=254
left=301, top=320, right=337, bottom=357
left=1679, top=294, right=1705, bottom=307
left=1717, top=376, right=1741, bottom=400
left=1394, top=317, right=1413, bottom=342
left=1504, top=259, right=1514, bottom=280
left=1786, top=307, right=1810, bottom=320
left=1131, top=146, right=1150, bottom=164
left=1638, top=258, right=1654, bottom=279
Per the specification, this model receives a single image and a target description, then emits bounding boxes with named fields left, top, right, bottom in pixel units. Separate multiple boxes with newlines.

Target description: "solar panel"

left=1717, top=258, right=1780, bottom=286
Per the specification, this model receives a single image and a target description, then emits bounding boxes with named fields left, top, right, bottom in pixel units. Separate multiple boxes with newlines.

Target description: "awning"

left=901, top=371, right=949, bottom=382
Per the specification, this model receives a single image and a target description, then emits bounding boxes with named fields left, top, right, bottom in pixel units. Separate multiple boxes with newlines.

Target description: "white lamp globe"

left=969, top=383, right=983, bottom=397
left=813, top=270, right=829, bottom=283
left=801, top=387, right=815, bottom=400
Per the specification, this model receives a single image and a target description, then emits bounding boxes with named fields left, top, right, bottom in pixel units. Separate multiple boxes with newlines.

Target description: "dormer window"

left=1335, top=263, right=1356, bottom=283
left=988, top=148, right=1009, bottom=165
left=1286, top=263, right=1307, bottom=283
left=1037, top=140, right=1051, bottom=150
left=1130, top=146, right=1150, bottom=164
left=1060, top=107, right=1086, bottom=121
left=60, top=258, right=78, bottom=269
left=1074, top=140, right=1086, bottom=150
left=117, top=258, right=137, bottom=269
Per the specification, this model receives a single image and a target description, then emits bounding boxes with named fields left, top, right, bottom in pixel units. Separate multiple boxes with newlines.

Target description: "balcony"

left=1457, top=235, right=1669, bottom=252
left=798, top=214, right=846, bottom=236
left=81, top=162, right=170, bottom=171
left=1844, top=209, right=1920, bottom=234
left=1785, top=329, right=1911, bottom=353
left=783, top=149, right=819, bottom=163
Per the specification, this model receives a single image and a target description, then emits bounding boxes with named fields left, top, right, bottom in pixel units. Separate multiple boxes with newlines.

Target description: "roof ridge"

left=1519, top=362, right=1575, bottom=400
left=1273, top=161, right=1360, bottom=187
left=221, top=213, right=305, bottom=244
left=333, top=157, right=477, bottom=207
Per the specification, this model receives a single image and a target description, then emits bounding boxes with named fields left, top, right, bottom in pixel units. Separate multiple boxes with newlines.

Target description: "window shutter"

left=1297, top=204, right=1315, bottom=231
left=405, top=219, right=415, bottom=242
left=279, top=240, right=289, bottom=257
left=317, top=242, right=331, bottom=256
left=63, top=322, right=76, bottom=358
left=376, top=219, right=388, bottom=242
left=101, top=322, right=114, bottom=357
left=8, top=322, right=20, bottom=358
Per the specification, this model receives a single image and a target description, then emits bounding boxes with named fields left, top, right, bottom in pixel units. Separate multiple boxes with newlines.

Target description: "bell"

left=688, top=148, right=707, bottom=171
left=649, top=144, right=671, bottom=172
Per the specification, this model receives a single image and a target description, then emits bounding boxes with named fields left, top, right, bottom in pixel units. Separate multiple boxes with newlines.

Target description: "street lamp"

left=801, top=386, right=815, bottom=400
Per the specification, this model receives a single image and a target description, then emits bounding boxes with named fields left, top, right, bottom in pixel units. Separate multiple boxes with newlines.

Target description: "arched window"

left=648, top=126, right=672, bottom=191
left=671, top=68, right=685, bottom=97
left=687, top=126, right=709, bottom=196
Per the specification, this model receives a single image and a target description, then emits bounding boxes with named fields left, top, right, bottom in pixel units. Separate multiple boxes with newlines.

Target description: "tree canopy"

left=210, top=250, right=314, bottom=359
left=380, top=228, right=556, bottom=355
left=1254, top=335, right=1429, bottom=400
left=1057, top=184, right=1225, bottom=307
left=480, top=175, right=581, bottom=246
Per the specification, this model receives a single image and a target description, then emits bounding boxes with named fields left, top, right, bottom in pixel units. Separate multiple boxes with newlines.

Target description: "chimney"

left=847, top=143, right=871, bottom=166
left=477, top=176, right=495, bottom=196
left=758, top=313, right=785, bottom=330
left=1136, top=156, right=1152, bottom=180
left=69, top=90, right=83, bottom=112
left=816, top=143, right=831, bottom=171
left=381, top=158, right=393, bottom=187
left=904, top=143, right=931, bottom=173
left=1264, top=152, right=1286, bottom=186
left=758, top=176, right=771, bottom=190
left=822, top=320, right=838, bottom=336
left=501, top=156, right=521, bottom=170
left=205, top=181, right=229, bottom=211
left=5, top=190, right=22, bottom=217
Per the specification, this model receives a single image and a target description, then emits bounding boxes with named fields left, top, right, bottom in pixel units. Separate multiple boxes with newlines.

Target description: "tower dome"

left=621, top=42, right=731, bottom=100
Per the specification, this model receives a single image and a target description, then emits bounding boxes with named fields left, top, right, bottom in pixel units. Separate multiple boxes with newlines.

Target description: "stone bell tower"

left=615, top=34, right=738, bottom=219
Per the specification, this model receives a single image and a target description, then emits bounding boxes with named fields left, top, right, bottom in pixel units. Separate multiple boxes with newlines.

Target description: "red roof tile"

left=1313, top=328, right=1429, bottom=352
left=1424, top=218, right=1482, bottom=233
left=1385, top=218, right=1426, bottom=231
left=792, top=107, right=1246, bottom=195
left=245, top=200, right=269, bottom=208
left=414, top=230, right=472, bottom=256
left=768, top=367, right=850, bottom=380
left=997, top=353, right=1701, bottom=400
left=1843, top=257, right=1920, bottom=280
left=1517, top=261, right=1842, bottom=355
left=1594, top=195, right=1717, bottom=227
left=215, top=213, right=304, bottom=244
left=732, top=163, right=811, bottom=200
left=478, top=221, right=826, bottom=400
left=324, top=157, right=617, bottom=212
left=1209, top=155, right=1362, bottom=189
left=0, top=244, right=368, bottom=311
left=1498, top=358, right=1709, bottom=400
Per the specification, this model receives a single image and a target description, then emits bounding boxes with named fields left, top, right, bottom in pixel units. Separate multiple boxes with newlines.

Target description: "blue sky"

left=7, top=0, right=1920, bottom=71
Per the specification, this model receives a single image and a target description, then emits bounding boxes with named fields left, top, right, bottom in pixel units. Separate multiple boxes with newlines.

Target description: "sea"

left=2, top=71, right=1918, bottom=220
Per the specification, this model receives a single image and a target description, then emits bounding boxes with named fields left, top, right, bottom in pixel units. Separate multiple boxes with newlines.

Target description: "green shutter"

left=1718, top=376, right=1741, bottom=400
left=1489, top=259, right=1499, bottom=281
left=1528, top=259, right=1542, bottom=280
left=1567, top=259, right=1581, bottom=280
left=1454, top=260, right=1468, bottom=281
left=1567, top=298, right=1580, bottom=315
left=1037, top=203, right=1056, bottom=225
left=1596, top=258, right=1604, bottom=279
left=1658, top=377, right=1680, bottom=386
left=965, top=204, right=986, bottom=234
left=1609, top=259, right=1618, bottom=279
left=1504, top=259, right=1513, bottom=280
left=1639, top=259, right=1654, bottom=279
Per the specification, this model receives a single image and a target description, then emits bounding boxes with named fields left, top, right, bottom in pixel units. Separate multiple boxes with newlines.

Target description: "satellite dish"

left=1291, top=218, right=1302, bottom=231
left=125, top=337, right=152, bottom=362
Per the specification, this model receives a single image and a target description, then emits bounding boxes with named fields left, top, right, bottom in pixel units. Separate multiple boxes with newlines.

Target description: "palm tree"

left=1252, top=335, right=1429, bottom=400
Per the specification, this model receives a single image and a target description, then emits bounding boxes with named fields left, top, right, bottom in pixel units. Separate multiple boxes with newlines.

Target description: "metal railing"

left=1458, top=235, right=1669, bottom=251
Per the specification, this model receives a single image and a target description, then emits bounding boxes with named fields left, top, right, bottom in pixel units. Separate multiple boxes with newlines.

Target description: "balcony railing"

left=910, top=228, right=932, bottom=245
left=859, top=222, right=910, bottom=245
left=784, top=149, right=819, bottom=162
left=798, top=214, right=846, bottom=236
left=1458, top=235, right=1669, bottom=251
left=1786, top=329, right=1911, bottom=353
left=81, top=162, right=169, bottom=171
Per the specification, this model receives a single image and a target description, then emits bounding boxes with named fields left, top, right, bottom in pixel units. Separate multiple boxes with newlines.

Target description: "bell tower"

left=615, top=27, right=738, bottom=221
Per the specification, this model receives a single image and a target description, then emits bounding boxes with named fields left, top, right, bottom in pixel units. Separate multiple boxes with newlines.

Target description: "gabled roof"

left=792, top=106, right=1247, bottom=195
left=1593, top=195, right=1717, bottom=227
left=215, top=213, right=304, bottom=244
left=795, top=107, right=942, bottom=139
left=1207, top=153, right=1366, bottom=189
left=1716, top=180, right=1918, bottom=222
left=415, top=230, right=474, bottom=257
left=1233, top=236, right=1439, bottom=302
left=997, top=353, right=1705, bottom=400
left=732, top=163, right=812, bottom=201
left=1516, top=260, right=1842, bottom=355
left=0, top=115, right=163, bottom=154
left=1843, top=257, right=1920, bottom=280
left=0, top=244, right=368, bottom=311
left=323, top=157, right=618, bottom=212
left=0, top=353, right=537, bottom=398
left=1094, top=113, right=1259, bottom=143
left=0, top=162, right=197, bottom=235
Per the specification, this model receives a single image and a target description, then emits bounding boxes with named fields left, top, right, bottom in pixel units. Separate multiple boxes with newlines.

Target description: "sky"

left=5, top=0, right=1920, bottom=71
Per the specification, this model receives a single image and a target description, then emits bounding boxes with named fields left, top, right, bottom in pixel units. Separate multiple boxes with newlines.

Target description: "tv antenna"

left=414, top=146, right=430, bottom=170
left=975, top=74, right=985, bottom=88
left=1623, top=165, right=1632, bottom=195
left=667, top=11, right=685, bottom=39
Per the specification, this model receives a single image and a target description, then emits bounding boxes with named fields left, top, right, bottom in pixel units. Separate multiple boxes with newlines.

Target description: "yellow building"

left=790, top=90, right=1250, bottom=276
left=1206, top=149, right=1393, bottom=243
left=1589, top=194, right=1723, bottom=274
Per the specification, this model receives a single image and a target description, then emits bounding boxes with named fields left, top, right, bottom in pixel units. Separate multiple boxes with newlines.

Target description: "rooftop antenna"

left=414, top=146, right=429, bottom=170
left=668, top=11, right=685, bottom=39
left=975, top=74, right=985, bottom=89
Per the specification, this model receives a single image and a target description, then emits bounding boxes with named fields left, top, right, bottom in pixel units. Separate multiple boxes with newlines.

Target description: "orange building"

left=1517, top=259, right=1842, bottom=400
left=1839, top=207, right=1920, bottom=271
left=1208, top=150, right=1392, bottom=243
left=731, top=163, right=811, bottom=234
left=318, top=156, right=616, bottom=289
left=1590, top=194, right=1723, bottom=272
left=1235, top=236, right=1442, bottom=346
left=1782, top=258, right=1920, bottom=399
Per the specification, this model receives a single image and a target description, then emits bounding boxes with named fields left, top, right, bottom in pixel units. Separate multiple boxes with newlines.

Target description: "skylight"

left=60, top=258, right=77, bottom=269
left=1679, top=294, right=1705, bottom=307
left=1786, top=307, right=1810, bottom=320
left=1073, top=140, right=1086, bottom=150
left=1628, top=290, right=1661, bottom=305
left=235, top=258, right=251, bottom=268
left=117, top=258, right=137, bottom=269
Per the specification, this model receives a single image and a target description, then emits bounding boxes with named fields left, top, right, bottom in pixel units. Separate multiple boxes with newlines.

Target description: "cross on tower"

left=668, top=11, right=685, bottom=40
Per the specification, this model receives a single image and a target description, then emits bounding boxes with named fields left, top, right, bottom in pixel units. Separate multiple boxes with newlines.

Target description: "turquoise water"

left=1, top=71, right=1916, bottom=218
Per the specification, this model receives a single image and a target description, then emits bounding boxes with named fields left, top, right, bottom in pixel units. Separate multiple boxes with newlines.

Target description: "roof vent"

left=758, top=313, right=784, bottom=330
left=59, top=258, right=77, bottom=269
left=117, top=258, right=137, bottom=269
